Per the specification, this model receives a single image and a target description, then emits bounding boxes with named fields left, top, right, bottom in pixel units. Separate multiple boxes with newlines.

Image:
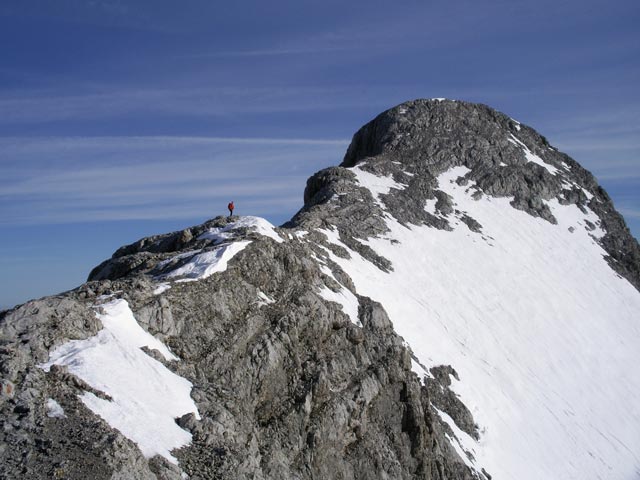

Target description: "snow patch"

left=153, top=283, right=171, bottom=295
left=582, top=188, right=594, bottom=200
left=165, top=241, right=251, bottom=282
left=46, top=398, right=65, bottom=418
left=40, top=298, right=199, bottom=465
left=424, top=198, right=438, bottom=215
left=257, top=291, right=275, bottom=306
left=156, top=250, right=202, bottom=270
left=352, top=167, right=407, bottom=206
left=410, top=358, right=428, bottom=381
left=561, top=179, right=576, bottom=190
left=434, top=407, right=479, bottom=470
left=318, top=262, right=335, bottom=279
left=316, top=252, right=361, bottom=327
left=318, top=284, right=361, bottom=327
left=319, top=226, right=343, bottom=247
left=198, top=216, right=283, bottom=244
left=508, top=134, right=560, bottom=174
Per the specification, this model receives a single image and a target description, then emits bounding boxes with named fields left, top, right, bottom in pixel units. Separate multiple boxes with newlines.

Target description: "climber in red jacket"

left=227, top=201, right=234, bottom=219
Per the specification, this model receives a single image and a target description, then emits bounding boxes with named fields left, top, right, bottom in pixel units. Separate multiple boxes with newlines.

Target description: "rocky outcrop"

left=1, top=99, right=638, bottom=480
left=0, top=219, right=481, bottom=479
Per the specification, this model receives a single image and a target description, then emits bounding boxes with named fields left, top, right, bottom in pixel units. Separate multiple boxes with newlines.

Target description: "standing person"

left=227, top=201, right=234, bottom=219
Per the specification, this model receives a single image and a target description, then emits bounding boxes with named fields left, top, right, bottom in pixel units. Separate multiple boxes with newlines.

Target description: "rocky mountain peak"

left=342, top=99, right=543, bottom=168
left=339, top=98, right=591, bottom=215
left=295, top=99, right=640, bottom=290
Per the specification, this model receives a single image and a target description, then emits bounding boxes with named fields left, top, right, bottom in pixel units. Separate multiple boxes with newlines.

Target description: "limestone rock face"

left=1, top=229, right=478, bottom=480
left=1, top=99, right=638, bottom=480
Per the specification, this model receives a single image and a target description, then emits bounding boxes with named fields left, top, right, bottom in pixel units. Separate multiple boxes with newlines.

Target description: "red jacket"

left=228, top=202, right=234, bottom=211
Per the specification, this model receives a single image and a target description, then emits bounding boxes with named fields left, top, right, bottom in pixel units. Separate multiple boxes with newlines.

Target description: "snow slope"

left=198, top=216, right=283, bottom=244
left=319, top=167, right=640, bottom=479
left=40, top=298, right=199, bottom=465
left=164, top=241, right=251, bottom=282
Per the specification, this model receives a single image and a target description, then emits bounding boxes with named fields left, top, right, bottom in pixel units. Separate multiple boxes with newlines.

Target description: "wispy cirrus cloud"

left=554, top=140, right=640, bottom=153
left=185, top=45, right=350, bottom=58
left=619, top=208, right=640, bottom=219
left=0, top=135, right=348, bottom=226
left=533, top=103, right=640, bottom=184
left=0, top=85, right=390, bottom=124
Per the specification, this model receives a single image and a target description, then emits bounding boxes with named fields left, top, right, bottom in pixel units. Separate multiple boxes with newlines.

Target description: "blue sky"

left=1, top=0, right=638, bottom=309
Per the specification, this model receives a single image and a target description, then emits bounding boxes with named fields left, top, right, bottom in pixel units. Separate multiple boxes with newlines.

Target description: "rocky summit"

left=1, top=99, right=639, bottom=480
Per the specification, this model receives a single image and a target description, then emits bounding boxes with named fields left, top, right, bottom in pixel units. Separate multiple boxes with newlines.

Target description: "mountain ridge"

left=1, top=99, right=639, bottom=480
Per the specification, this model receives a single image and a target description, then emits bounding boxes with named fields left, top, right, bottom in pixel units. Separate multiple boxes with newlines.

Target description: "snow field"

left=321, top=166, right=640, bottom=480
left=40, top=298, right=199, bottom=465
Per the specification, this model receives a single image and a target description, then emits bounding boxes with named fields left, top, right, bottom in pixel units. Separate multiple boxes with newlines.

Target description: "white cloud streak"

left=0, top=135, right=347, bottom=226
left=185, top=46, right=350, bottom=58
left=0, top=135, right=348, bottom=151
left=619, top=208, right=640, bottom=219
left=0, top=85, right=387, bottom=124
